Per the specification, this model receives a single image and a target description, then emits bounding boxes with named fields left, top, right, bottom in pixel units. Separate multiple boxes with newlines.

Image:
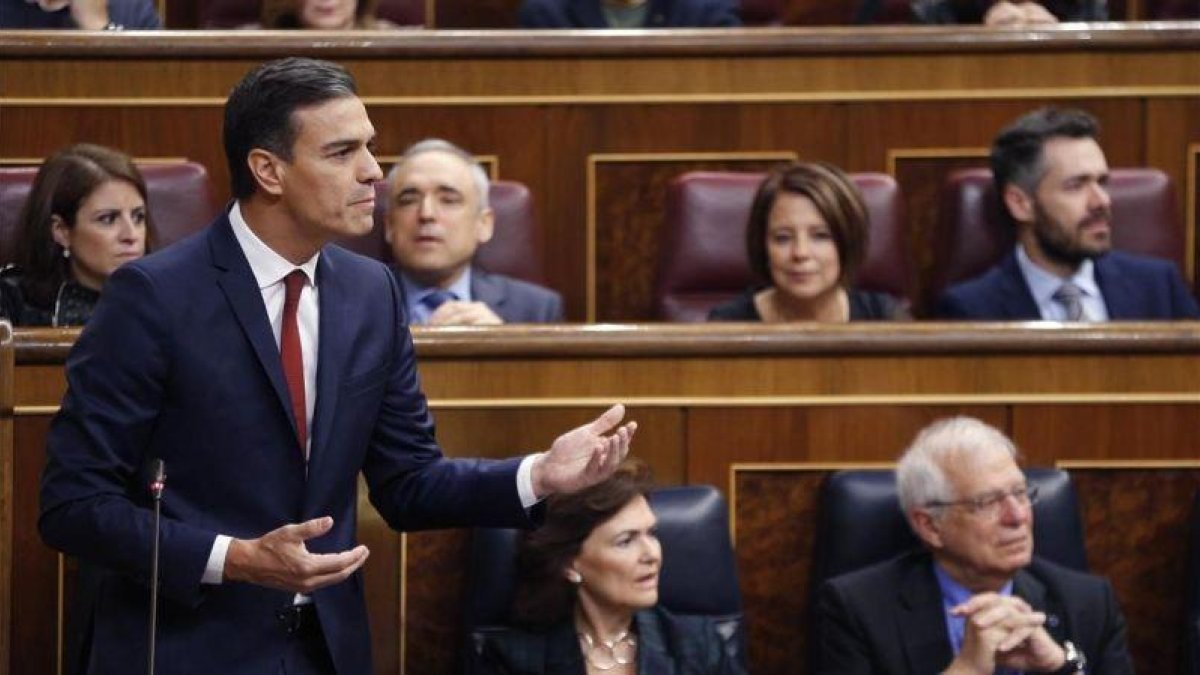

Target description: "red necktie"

left=281, top=270, right=307, bottom=456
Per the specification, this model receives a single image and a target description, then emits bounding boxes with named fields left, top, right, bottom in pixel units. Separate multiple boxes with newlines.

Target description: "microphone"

left=148, top=459, right=166, bottom=675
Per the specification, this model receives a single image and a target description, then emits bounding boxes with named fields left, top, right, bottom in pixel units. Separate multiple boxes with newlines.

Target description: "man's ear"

left=1002, top=183, right=1035, bottom=225
left=910, top=509, right=945, bottom=550
left=475, top=207, right=495, bottom=245
left=248, top=149, right=286, bottom=197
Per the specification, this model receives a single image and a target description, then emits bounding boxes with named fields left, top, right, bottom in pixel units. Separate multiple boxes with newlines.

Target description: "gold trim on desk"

left=1056, top=459, right=1200, bottom=470
left=584, top=151, right=798, bottom=321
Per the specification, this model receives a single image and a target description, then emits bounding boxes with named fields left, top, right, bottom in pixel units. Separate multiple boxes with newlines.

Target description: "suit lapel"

left=634, top=610, right=676, bottom=675
left=209, top=215, right=296, bottom=438
left=898, top=559, right=956, bottom=675
left=1014, top=566, right=1069, bottom=644
left=310, top=250, right=350, bottom=473
left=470, top=268, right=506, bottom=312
left=998, top=252, right=1042, bottom=319
left=1094, top=254, right=1136, bottom=319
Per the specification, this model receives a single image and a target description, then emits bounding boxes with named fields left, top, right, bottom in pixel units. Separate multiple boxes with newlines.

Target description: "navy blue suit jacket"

left=518, top=0, right=740, bottom=28
left=471, top=268, right=564, bottom=323
left=39, top=213, right=534, bottom=675
left=815, top=551, right=1133, bottom=675
left=936, top=249, right=1200, bottom=320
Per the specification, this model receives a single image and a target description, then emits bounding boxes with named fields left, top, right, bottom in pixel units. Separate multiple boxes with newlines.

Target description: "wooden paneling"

left=9, top=415, right=55, bottom=675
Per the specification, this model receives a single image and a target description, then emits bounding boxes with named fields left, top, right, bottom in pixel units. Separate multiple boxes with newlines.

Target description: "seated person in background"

left=909, top=0, right=1106, bottom=25
left=708, top=162, right=907, bottom=322
left=1, top=143, right=154, bottom=326
left=470, top=458, right=746, bottom=675
left=1, top=0, right=160, bottom=28
left=937, top=107, right=1199, bottom=320
left=386, top=138, right=563, bottom=325
left=518, top=0, right=740, bottom=28
left=258, top=0, right=399, bottom=29
left=815, top=416, right=1133, bottom=674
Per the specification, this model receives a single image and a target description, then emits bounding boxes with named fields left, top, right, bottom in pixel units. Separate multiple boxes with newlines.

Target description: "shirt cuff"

left=517, top=453, right=544, bottom=509
left=202, top=534, right=232, bottom=585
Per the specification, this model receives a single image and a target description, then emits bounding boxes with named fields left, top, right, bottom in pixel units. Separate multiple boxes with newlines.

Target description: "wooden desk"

left=3, top=26, right=1200, bottom=319
left=4, top=323, right=1200, bottom=673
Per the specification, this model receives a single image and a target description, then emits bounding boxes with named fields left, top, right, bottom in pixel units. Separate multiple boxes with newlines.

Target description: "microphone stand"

left=148, top=460, right=166, bottom=675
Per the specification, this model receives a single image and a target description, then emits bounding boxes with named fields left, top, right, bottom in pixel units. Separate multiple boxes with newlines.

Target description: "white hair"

left=385, top=138, right=490, bottom=210
left=895, top=416, right=1018, bottom=526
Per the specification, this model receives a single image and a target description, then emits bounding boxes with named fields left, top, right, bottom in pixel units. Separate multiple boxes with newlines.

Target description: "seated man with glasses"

left=814, top=416, right=1133, bottom=675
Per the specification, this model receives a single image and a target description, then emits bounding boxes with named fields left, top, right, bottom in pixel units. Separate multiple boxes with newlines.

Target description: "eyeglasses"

left=924, top=484, right=1039, bottom=517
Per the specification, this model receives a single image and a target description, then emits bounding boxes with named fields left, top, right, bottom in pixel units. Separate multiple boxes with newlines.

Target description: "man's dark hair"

left=990, top=107, right=1100, bottom=203
left=223, top=57, right=357, bottom=199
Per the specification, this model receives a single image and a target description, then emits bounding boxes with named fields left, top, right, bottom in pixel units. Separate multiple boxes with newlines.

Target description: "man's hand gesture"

left=531, top=404, right=637, bottom=498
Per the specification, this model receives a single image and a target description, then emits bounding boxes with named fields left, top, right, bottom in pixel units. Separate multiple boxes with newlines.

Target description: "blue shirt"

left=399, top=268, right=473, bottom=325
left=934, top=562, right=1019, bottom=673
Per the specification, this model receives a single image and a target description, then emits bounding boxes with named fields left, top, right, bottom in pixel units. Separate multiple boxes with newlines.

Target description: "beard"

left=1031, top=200, right=1112, bottom=270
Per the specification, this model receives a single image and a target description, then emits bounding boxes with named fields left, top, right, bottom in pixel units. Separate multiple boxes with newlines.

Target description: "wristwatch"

left=1060, top=640, right=1087, bottom=674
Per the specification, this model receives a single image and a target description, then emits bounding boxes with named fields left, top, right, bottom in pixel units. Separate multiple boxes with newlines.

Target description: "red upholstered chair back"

left=0, top=162, right=218, bottom=266
left=201, top=0, right=424, bottom=27
left=653, top=170, right=913, bottom=322
left=928, top=167, right=1185, bottom=305
left=337, top=179, right=546, bottom=285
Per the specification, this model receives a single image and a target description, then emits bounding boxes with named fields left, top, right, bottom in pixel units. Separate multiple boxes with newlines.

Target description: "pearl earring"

left=566, top=569, right=583, bottom=584
left=62, top=247, right=70, bottom=259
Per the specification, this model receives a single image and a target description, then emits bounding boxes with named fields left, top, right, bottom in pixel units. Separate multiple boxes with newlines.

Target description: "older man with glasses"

left=814, top=416, right=1133, bottom=675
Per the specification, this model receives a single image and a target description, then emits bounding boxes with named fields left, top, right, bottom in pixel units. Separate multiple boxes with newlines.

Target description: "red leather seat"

left=928, top=167, right=1185, bottom=306
left=335, top=179, right=546, bottom=285
left=0, top=162, right=218, bottom=265
left=653, top=170, right=914, bottom=322
left=201, top=0, right=424, bottom=28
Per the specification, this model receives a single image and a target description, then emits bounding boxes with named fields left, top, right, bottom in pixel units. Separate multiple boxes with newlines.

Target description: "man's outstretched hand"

left=225, top=516, right=370, bottom=594
left=531, top=404, right=637, bottom=498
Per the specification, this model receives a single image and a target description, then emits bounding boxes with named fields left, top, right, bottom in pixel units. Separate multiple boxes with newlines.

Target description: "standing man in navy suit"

left=39, top=57, right=635, bottom=675
left=936, top=107, right=1199, bottom=321
left=384, top=138, right=564, bottom=325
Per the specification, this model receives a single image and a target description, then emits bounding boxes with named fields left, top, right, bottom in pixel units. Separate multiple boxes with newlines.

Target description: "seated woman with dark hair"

left=0, top=143, right=155, bottom=326
left=708, top=161, right=908, bottom=323
left=471, top=459, right=745, bottom=675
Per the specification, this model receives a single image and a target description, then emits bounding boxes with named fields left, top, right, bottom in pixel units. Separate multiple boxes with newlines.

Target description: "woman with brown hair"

left=1, top=143, right=155, bottom=326
left=259, top=0, right=398, bottom=29
left=470, top=459, right=745, bottom=675
left=708, top=161, right=908, bottom=323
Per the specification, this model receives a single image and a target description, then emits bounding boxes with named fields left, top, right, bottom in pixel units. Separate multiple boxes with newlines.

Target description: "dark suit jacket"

left=518, top=0, right=741, bottom=28
left=39, top=213, right=536, bottom=675
left=936, top=249, right=1200, bottom=320
left=707, top=287, right=905, bottom=322
left=471, top=267, right=564, bottom=323
left=814, top=550, right=1134, bottom=675
left=469, top=606, right=747, bottom=675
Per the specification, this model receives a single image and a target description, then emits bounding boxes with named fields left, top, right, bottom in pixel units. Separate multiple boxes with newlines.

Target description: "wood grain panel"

left=1012, top=404, right=1200, bottom=460
left=1144, top=99, right=1200, bottom=285
left=733, top=469, right=824, bottom=675
left=686, top=405, right=1007, bottom=488
left=1067, top=466, right=1200, bottom=675
left=10, top=415, right=56, bottom=675
left=405, top=528, right=470, bottom=674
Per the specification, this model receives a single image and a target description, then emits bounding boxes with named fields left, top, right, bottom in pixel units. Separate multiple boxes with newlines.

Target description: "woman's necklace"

left=578, top=628, right=637, bottom=671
